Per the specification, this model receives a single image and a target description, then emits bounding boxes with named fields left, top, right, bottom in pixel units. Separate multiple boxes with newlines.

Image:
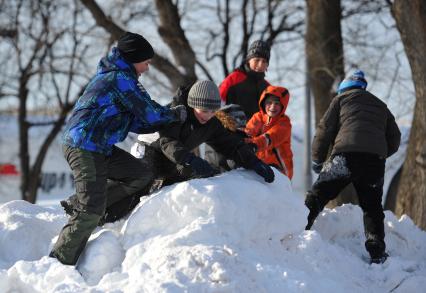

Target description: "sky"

left=0, top=169, right=425, bottom=292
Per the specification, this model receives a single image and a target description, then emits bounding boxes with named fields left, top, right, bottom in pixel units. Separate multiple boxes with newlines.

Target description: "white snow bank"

left=0, top=169, right=425, bottom=292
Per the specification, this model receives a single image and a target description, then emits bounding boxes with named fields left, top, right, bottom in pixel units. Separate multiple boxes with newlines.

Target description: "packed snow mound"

left=0, top=169, right=426, bottom=292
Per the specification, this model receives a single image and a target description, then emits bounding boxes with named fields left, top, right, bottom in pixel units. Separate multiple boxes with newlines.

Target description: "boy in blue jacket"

left=50, top=32, right=186, bottom=266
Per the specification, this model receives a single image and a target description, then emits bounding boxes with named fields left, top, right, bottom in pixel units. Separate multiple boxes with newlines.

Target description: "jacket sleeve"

left=205, top=119, right=244, bottom=157
left=158, top=124, right=193, bottom=165
left=248, top=115, right=292, bottom=153
left=244, top=113, right=263, bottom=137
left=312, top=97, right=340, bottom=163
left=385, top=109, right=401, bottom=158
left=205, top=118, right=260, bottom=169
left=219, top=71, right=241, bottom=103
left=115, top=74, right=177, bottom=127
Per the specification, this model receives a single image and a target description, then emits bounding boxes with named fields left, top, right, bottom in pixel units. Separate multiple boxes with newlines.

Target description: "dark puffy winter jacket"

left=312, top=89, right=401, bottom=163
left=62, top=47, right=178, bottom=155
left=148, top=86, right=261, bottom=178
left=219, top=64, right=269, bottom=120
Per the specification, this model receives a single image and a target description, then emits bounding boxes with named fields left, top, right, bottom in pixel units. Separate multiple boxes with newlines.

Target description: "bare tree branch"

left=155, top=0, right=196, bottom=83
left=79, top=0, right=125, bottom=37
left=80, top=0, right=193, bottom=89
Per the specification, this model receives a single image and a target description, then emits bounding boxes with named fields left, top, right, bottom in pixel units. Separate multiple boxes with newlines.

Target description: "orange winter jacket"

left=245, top=85, right=293, bottom=179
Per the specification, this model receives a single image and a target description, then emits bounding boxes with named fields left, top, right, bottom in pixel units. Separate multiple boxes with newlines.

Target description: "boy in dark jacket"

left=143, top=80, right=275, bottom=192
left=304, top=70, right=401, bottom=264
left=219, top=40, right=271, bottom=120
left=50, top=32, right=186, bottom=266
left=210, top=40, right=271, bottom=171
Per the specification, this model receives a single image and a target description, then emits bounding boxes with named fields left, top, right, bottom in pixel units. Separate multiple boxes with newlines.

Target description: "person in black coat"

left=304, top=70, right=401, bottom=264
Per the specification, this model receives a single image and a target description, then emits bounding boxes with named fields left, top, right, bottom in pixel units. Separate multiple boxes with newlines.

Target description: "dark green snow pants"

left=50, top=145, right=154, bottom=265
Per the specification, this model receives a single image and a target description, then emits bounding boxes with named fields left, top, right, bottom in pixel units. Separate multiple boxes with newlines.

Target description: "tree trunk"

left=154, top=0, right=197, bottom=85
left=305, top=0, right=356, bottom=207
left=305, top=0, right=345, bottom=125
left=80, top=0, right=194, bottom=89
left=392, top=0, right=426, bottom=229
left=25, top=105, right=74, bottom=203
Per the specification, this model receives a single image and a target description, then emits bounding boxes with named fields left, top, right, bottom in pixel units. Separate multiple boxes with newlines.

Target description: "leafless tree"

left=80, top=0, right=305, bottom=88
left=0, top=0, right=100, bottom=203
left=202, top=0, right=304, bottom=79
left=305, top=0, right=344, bottom=126
left=80, top=0, right=195, bottom=89
left=391, top=0, right=426, bottom=229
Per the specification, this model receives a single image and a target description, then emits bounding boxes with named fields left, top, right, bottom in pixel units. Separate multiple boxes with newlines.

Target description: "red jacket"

left=245, top=85, right=293, bottom=179
left=219, top=65, right=269, bottom=120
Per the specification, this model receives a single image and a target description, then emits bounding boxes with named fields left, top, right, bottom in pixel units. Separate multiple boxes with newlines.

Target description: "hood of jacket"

left=258, top=85, right=289, bottom=117
left=97, top=47, right=138, bottom=78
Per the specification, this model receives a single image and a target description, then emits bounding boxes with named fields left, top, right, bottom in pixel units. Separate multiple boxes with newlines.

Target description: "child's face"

left=264, top=96, right=282, bottom=118
left=248, top=57, right=268, bottom=73
left=134, top=59, right=152, bottom=77
left=193, top=108, right=216, bottom=124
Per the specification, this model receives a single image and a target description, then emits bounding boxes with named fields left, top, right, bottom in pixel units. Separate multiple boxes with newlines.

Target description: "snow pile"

left=0, top=169, right=425, bottom=292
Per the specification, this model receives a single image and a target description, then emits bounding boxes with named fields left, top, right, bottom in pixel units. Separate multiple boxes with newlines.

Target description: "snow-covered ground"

left=0, top=169, right=425, bottom=292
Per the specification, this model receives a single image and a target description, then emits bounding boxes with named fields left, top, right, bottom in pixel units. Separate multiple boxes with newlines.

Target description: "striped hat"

left=188, top=80, right=221, bottom=111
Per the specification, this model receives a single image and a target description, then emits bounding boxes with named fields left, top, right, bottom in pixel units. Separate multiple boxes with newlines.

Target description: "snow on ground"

left=0, top=169, right=425, bottom=292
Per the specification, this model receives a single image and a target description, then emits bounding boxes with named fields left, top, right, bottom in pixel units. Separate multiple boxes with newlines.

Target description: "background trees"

left=0, top=0, right=98, bottom=202
left=0, top=0, right=424, bottom=229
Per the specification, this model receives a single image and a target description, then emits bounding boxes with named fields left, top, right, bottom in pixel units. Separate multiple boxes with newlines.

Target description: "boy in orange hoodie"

left=244, top=85, right=293, bottom=179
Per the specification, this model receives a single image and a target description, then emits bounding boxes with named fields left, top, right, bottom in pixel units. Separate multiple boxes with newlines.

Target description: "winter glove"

left=185, top=154, right=218, bottom=178
left=252, top=160, right=275, bottom=183
left=243, top=140, right=258, bottom=153
left=312, top=161, right=323, bottom=174
left=170, top=105, right=187, bottom=123
left=304, top=191, right=325, bottom=230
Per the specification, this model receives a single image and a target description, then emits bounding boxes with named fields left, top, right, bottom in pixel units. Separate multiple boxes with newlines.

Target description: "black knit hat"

left=117, top=32, right=154, bottom=63
left=246, top=40, right=271, bottom=62
left=188, top=80, right=221, bottom=111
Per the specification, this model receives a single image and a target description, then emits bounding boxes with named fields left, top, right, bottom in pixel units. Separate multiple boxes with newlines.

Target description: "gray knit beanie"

left=187, top=80, right=221, bottom=111
left=246, top=40, right=271, bottom=62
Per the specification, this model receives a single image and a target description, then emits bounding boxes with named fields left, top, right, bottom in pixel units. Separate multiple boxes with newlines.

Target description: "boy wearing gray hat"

left=102, top=80, right=276, bottom=223
left=49, top=32, right=186, bottom=266
left=145, top=80, right=274, bottom=187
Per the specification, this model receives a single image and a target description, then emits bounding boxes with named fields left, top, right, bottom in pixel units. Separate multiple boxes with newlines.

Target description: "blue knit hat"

left=337, top=70, right=368, bottom=94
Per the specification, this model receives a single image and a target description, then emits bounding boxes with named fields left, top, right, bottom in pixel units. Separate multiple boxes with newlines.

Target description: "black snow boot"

left=370, top=252, right=389, bottom=264
left=365, top=238, right=388, bottom=264
left=304, top=191, right=326, bottom=230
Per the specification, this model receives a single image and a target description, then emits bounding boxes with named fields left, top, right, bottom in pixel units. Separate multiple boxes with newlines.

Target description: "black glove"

left=246, top=142, right=258, bottom=153
left=312, top=161, right=323, bottom=174
left=252, top=160, right=275, bottom=183
left=185, top=154, right=217, bottom=178
left=170, top=105, right=187, bottom=123
left=304, top=191, right=325, bottom=230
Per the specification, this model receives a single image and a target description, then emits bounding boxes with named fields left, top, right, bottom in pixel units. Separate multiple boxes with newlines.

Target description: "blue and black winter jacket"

left=62, top=47, right=177, bottom=155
